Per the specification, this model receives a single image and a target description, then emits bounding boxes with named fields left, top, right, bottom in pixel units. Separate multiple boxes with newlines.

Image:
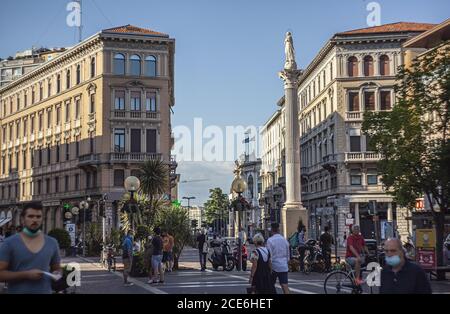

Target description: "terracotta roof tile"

left=336, top=22, right=436, bottom=36
left=102, top=24, right=168, bottom=37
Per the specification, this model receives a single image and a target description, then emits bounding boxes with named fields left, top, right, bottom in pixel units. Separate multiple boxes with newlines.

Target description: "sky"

left=1, top=0, right=449, bottom=206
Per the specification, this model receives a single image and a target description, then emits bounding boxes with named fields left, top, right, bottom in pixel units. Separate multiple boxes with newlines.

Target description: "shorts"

left=163, top=251, right=173, bottom=263
left=152, top=255, right=163, bottom=270
left=272, top=271, right=288, bottom=285
left=346, top=256, right=365, bottom=267
left=122, top=257, right=131, bottom=275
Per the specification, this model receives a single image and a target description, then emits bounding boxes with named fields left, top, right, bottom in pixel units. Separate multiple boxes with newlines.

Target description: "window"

left=146, top=129, right=157, bottom=153
left=56, top=107, right=61, bottom=124
left=380, top=91, right=391, bottom=110
left=90, top=94, right=95, bottom=113
left=37, top=180, right=42, bottom=194
left=75, top=99, right=80, bottom=119
left=65, top=103, right=70, bottom=122
left=38, top=148, right=42, bottom=166
left=24, top=92, right=27, bottom=107
left=47, top=145, right=51, bottom=164
left=9, top=125, right=13, bottom=141
left=32, top=89, right=35, bottom=104
left=131, top=92, right=141, bottom=111
left=114, top=169, right=125, bottom=187
left=48, top=80, right=52, bottom=97
left=39, top=84, right=43, bottom=101
left=16, top=122, right=20, bottom=139
left=56, top=75, right=61, bottom=93
left=55, top=177, right=59, bottom=193
left=90, top=136, right=94, bottom=153
left=145, top=56, right=156, bottom=76
left=65, top=175, right=69, bottom=192
left=30, top=148, right=34, bottom=168
left=146, top=93, right=156, bottom=112
left=348, top=92, right=359, bottom=111
left=114, top=53, right=125, bottom=75
left=75, top=139, right=80, bottom=157
left=30, top=116, right=35, bottom=133
left=379, top=55, right=390, bottom=76
left=92, top=170, right=97, bottom=188
left=114, top=91, right=125, bottom=110
left=46, top=178, right=50, bottom=194
left=330, top=62, right=333, bottom=79
left=114, top=129, right=125, bottom=152
left=347, top=56, right=358, bottom=77
left=17, top=95, right=21, bottom=110
left=364, top=92, right=375, bottom=111
left=131, top=129, right=141, bottom=153
left=76, top=64, right=81, bottom=84
left=23, top=120, right=27, bottom=137
left=38, top=114, right=43, bottom=131
left=130, top=55, right=141, bottom=76
left=47, top=109, right=52, bottom=128
left=91, top=57, right=96, bottom=78
left=66, top=70, right=71, bottom=89
left=86, top=172, right=91, bottom=189
left=56, top=143, right=60, bottom=162
left=363, top=56, right=374, bottom=76
left=66, top=143, right=70, bottom=161
left=366, top=133, right=376, bottom=151
left=350, top=169, right=362, bottom=185
left=350, top=136, right=361, bottom=152
left=75, top=174, right=80, bottom=190
left=367, top=169, right=378, bottom=185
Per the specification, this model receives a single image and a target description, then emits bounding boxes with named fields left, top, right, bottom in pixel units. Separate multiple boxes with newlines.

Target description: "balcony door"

left=130, top=129, right=141, bottom=153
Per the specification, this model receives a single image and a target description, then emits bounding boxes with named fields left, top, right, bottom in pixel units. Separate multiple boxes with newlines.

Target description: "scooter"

left=208, top=239, right=235, bottom=271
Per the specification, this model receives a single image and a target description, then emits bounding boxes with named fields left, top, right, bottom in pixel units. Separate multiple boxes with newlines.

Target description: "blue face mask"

left=385, top=255, right=401, bottom=267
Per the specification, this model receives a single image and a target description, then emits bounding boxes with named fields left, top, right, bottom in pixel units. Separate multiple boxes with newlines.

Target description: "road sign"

left=345, top=218, right=354, bottom=226
left=65, top=223, right=76, bottom=247
left=417, top=248, right=436, bottom=269
left=416, top=229, right=436, bottom=248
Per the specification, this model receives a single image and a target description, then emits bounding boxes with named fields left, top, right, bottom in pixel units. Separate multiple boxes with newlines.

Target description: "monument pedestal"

left=282, top=202, right=308, bottom=238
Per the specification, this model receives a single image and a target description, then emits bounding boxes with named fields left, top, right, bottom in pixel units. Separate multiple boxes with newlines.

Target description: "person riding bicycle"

left=345, top=225, right=369, bottom=285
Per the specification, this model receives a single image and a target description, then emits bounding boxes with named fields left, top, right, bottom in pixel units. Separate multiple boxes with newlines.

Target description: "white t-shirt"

left=266, top=233, right=290, bottom=272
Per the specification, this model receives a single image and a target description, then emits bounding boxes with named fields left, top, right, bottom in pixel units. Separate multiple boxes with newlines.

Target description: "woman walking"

left=248, top=233, right=276, bottom=294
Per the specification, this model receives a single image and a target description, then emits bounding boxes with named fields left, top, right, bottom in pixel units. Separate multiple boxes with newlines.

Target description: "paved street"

left=53, top=246, right=450, bottom=294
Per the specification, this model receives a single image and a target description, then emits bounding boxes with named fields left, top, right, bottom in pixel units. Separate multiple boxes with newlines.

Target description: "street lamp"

left=79, top=198, right=90, bottom=257
left=231, top=170, right=247, bottom=271
left=124, top=176, right=140, bottom=231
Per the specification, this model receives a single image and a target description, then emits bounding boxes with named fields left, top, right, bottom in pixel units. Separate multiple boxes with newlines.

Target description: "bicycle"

left=324, top=259, right=374, bottom=294
left=100, top=244, right=116, bottom=272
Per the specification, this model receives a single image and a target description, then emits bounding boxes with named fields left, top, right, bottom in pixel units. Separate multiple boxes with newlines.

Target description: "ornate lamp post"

left=231, top=170, right=247, bottom=271
left=124, top=176, right=140, bottom=231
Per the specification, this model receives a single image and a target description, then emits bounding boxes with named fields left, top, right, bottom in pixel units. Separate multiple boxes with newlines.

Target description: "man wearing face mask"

left=0, top=202, right=61, bottom=294
left=380, top=238, right=431, bottom=294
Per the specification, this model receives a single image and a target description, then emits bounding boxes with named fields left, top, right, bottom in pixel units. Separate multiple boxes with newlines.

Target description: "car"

left=444, top=234, right=450, bottom=265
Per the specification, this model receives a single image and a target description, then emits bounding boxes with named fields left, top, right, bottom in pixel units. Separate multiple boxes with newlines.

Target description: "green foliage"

left=138, top=159, right=169, bottom=198
left=48, top=228, right=71, bottom=250
left=204, top=188, right=230, bottom=224
left=136, top=225, right=150, bottom=241
left=86, top=223, right=102, bottom=256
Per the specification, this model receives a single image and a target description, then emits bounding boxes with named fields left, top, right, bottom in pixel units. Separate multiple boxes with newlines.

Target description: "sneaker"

left=124, top=282, right=134, bottom=287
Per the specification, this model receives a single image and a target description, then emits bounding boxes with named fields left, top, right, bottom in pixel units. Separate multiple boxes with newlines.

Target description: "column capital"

left=279, top=69, right=302, bottom=89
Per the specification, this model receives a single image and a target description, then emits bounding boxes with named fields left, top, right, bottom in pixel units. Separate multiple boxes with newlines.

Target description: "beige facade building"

left=0, top=25, right=177, bottom=235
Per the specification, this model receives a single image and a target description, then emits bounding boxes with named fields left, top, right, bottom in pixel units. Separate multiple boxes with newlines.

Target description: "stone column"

left=355, top=203, right=360, bottom=226
left=279, top=69, right=307, bottom=237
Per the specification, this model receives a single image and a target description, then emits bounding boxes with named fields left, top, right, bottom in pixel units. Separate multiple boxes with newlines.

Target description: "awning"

left=0, top=217, right=12, bottom=228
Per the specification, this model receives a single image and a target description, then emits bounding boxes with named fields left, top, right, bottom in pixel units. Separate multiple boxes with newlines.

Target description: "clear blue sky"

left=1, top=0, right=448, bottom=206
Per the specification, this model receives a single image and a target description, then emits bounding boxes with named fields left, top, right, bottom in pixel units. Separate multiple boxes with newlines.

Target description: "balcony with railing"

left=346, top=111, right=364, bottom=121
left=15, top=138, right=20, bottom=146
left=110, top=152, right=162, bottom=162
left=1, top=143, right=6, bottom=150
left=22, top=137, right=27, bottom=144
left=78, top=153, right=101, bottom=166
left=114, top=110, right=126, bottom=118
left=55, top=125, right=61, bottom=134
left=8, top=141, right=13, bottom=149
left=344, top=152, right=382, bottom=162
left=46, top=128, right=52, bottom=137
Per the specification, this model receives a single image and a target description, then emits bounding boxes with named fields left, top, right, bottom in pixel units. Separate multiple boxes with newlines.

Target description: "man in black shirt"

left=196, top=230, right=207, bottom=271
left=380, top=238, right=431, bottom=294
left=320, top=226, right=334, bottom=272
left=150, top=227, right=164, bottom=284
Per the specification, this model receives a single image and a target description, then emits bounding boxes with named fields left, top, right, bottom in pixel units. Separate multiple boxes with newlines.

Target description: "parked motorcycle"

left=232, top=244, right=248, bottom=271
left=208, top=239, right=235, bottom=271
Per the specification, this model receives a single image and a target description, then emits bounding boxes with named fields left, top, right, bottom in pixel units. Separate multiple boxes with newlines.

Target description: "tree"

left=155, top=205, right=192, bottom=270
left=204, top=188, right=230, bottom=234
left=48, top=228, right=71, bottom=250
left=138, top=159, right=169, bottom=224
left=362, top=43, right=450, bottom=279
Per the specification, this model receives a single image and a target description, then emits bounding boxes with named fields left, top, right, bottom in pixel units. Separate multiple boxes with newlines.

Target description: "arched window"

left=145, top=56, right=156, bottom=77
left=90, top=58, right=96, bottom=78
left=379, top=55, right=390, bottom=76
left=66, top=70, right=71, bottom=89
left=130, top=54, right=141, bottom=76
left=364, top=56, right=374, bottom=76
left=113, top=53, right=125, bottom=75
left=76, top=65, right=81, bottom=84
left=347, top=56, right=358, bottom=77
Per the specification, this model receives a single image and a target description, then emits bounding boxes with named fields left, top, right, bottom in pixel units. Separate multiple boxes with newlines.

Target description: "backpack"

left=289, top=231, right=299, bottom=248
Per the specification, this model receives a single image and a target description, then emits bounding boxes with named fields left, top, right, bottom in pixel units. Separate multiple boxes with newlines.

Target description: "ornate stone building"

left=0, top=25, right=177, bottom=235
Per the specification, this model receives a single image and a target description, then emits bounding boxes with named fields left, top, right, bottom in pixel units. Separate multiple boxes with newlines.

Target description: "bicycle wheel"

left=324, top=271, right=355, bottom=294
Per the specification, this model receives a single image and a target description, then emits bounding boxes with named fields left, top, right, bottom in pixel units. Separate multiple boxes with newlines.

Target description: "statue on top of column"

left=284, top=31, right=297, bottom=71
